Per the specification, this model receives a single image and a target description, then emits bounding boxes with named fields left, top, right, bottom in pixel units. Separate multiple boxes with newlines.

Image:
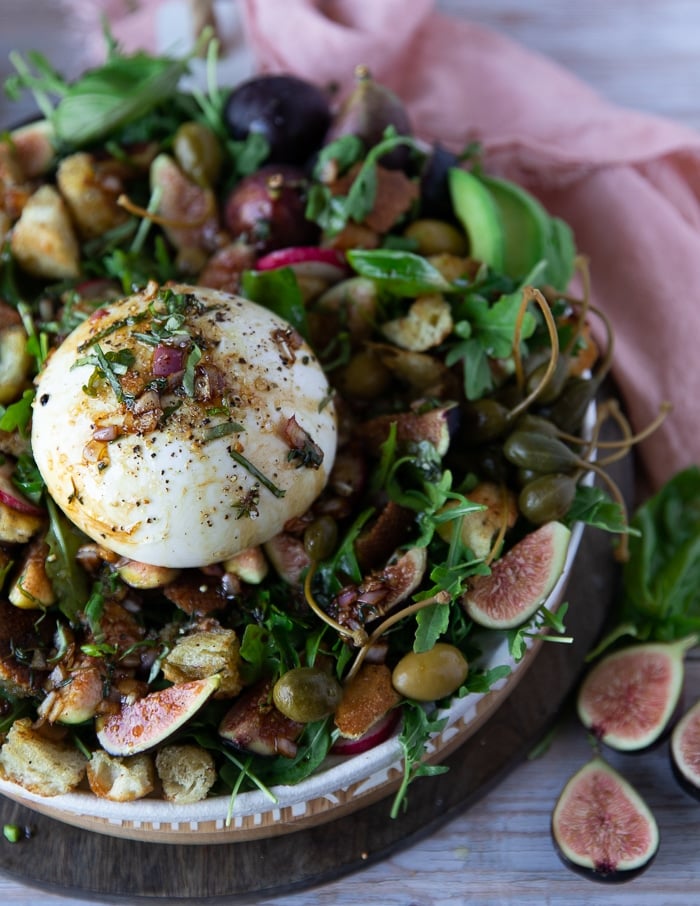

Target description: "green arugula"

left=0, top=389, right=34, bottom=437
left=390, top=703, right=449, bottom=818
left=44, top=498, right=90, bottom=625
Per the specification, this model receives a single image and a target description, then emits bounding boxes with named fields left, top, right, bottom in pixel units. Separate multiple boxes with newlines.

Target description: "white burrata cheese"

left=32, top=283, right=337, bottom=567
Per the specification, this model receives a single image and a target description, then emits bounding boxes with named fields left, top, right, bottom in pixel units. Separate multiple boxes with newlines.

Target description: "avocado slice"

left=480, top=174, right=552, bottom=282
left=448, top=167, right=505, bottom=271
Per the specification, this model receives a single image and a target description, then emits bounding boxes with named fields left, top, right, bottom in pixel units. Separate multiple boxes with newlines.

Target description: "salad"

left=0, top=34, right=637, bottom=817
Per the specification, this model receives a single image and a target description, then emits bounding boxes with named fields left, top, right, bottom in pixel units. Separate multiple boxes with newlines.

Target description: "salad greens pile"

left=0, top=31, right=655, bottom=819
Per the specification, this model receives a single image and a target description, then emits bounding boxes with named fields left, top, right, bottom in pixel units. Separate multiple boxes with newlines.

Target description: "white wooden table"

left=2, top=2, right=700, bottom=904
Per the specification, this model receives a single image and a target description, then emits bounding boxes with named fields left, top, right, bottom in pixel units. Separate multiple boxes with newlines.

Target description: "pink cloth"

left=70, top=0, right=700, bottom=492
left=241, top=0, right=700, bottom=494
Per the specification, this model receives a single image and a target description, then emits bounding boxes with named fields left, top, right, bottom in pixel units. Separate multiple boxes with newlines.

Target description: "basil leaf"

left=346, top=249, right=451, bottom=296
left=565, top=484, right=631, bottom=534
left=620, top=466, right=700, bottom=640
left=51, top=53, right=191, bottom=146
left=240, top=267, right=309, bottom=340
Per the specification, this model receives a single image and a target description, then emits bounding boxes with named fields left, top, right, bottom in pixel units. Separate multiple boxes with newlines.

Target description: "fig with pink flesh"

left=670, top=697, right=700, bottom=799
left=460, top=521, right=571, bottom=629
left=551, top=757, right=659, bottom=882
left=96, top=675, right=220, bottom=756
left=576, top=637, right=695, bottom=752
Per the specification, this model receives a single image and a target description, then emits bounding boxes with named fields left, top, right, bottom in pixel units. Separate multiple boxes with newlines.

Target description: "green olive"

left=403, top=219, right=468, bottom=256
left=173, top=121, right=223, bottom=187
left=519, top=473, right=577, bottom=524
left=340, top=348, right=391, bottom=399
left=303, top=516, right=338, bottom=561
left=392, top=643, right=468, bottom=702
left=273, top=667, right=343, bottom=723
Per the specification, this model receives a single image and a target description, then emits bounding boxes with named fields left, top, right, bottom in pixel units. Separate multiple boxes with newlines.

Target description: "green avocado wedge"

left=449, top=168, right=576, bottom=291
left=480, top=174, right=551, bottom=283
left=448, top=167, right=505, bottom=271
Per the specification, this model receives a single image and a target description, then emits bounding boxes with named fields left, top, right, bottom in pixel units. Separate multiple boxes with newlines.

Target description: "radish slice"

left=331, top=708, right=401, bottom=756
left=255, top=246, right=347, bottom=272
left=0, top=464, right=44, bottom=515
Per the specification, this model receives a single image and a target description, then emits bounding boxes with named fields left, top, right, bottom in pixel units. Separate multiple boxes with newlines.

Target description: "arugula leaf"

left=346, top=249, right=451, bottom=296
left=390, top=703, right=448, bottom=818
left=564, top=483, right=632, bottom=534
left=44, top=498, right=90, bottom=625
left=0, top=390, right=34, bottom=436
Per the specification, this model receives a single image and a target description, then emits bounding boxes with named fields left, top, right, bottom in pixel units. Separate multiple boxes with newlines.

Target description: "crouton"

left=0, top=717, right=87, bottom=795
left=10, top=184, right=80, bottom=279
left=56, top=152, right=129, bottom=240
left=155, top=744, right=216, bottom=803
left=0, top=324, right=33, bottom=405
left=162, top=627, right=242, bottom=698
left=8, top=537, right=55, bottom=609
left=0, top=502, right=44, bottom=545
left=334, top=664, right=401, bottom=739
left=87, top=750, right=155, bottom=802
left=381, top=294, right=453, bottom=352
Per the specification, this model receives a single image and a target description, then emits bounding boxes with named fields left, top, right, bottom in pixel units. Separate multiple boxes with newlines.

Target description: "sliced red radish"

left=255, top=246, right=347, bottom=272
left=0, top=463, right=44, bottom=515
left=331, top=708, right=401, bottom=756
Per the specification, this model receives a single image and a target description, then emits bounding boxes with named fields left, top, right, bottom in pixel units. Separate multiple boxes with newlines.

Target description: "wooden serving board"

left=0, top=513, right=622, bottom=903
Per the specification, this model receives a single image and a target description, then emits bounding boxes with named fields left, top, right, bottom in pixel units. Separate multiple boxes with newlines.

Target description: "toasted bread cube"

left=155, top=744, right=216, bottom=803
left=10, top=184, right=80, bottom=279
left=0, top=324, right=33, bottom=405
left=0, top=718, right=87, bottom=796
left=381, top=294, right=453, bottom=352
left=8, top=537, right=55, bottom=609
left=162, top=627, right=242, bottom=698
left=56, top=152, right=128, bottom=240
left=334, top=664, right=400, bottom=739
left=0, top=502, right=44, bottom=545
left=87, top=750, right=155, bottom=802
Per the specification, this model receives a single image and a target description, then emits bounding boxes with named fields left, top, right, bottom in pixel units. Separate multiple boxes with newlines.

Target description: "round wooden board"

left=0, top=515, right=621, bottom=904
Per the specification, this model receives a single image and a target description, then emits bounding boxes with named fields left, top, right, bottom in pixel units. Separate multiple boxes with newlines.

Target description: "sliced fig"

left=219, top=678, right=304, bottom=758
left=460, top=521, right=571, bottom=629
left=576, top=637, right=694, bottom=751
left=670, top=698, right=700, bottom=799
left=552, top=757, right=659, bottom=882
left=95, top=675, right=220, bottom=756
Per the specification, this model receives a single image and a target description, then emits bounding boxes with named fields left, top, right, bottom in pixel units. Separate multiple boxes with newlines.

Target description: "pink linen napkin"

left=64, top=0, right=700, bottom=493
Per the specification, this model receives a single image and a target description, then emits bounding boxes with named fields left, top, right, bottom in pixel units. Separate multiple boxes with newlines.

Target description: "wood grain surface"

left=2, top=2, right=700, bottom=905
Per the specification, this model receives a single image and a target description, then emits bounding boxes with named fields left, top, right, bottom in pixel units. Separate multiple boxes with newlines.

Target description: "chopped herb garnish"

left=228, top=448, right=286, bottom=499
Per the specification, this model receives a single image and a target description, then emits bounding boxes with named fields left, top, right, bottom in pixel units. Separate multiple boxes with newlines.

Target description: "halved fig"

left=670, top=698, right=700, bottom=799
left=460, top=521, right=571, bottom=629
left=96, top=675, right=220, bottom=756
left=577, top=637, right=695, bottom=751
left=552, top=757, right=659, bottom=882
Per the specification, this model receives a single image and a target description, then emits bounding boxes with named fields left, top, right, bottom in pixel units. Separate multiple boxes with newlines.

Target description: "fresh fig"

left=576, top=637, right=695, bottom=751
left=552, top=757, right=659, bottom=882
left=96, top=675, right=221, bottom=756
left=460, top=521, right=571, bottom=629
left=223, top=73, right=332, bottom=166
left=326, top=65, right=412, bottom=169
left=670, top=698, right=700, bottom=799
left=223, top=164, right=318, bottom=254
